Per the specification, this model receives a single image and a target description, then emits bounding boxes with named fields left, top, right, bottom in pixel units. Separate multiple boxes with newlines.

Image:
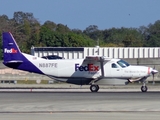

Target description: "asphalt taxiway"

left=0, top=90, right=160, bottom=120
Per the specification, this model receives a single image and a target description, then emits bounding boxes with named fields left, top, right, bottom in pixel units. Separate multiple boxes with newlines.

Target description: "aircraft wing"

left=84, top=56, right=111, bottom=62
left=83, top=56, right=111, bottom=79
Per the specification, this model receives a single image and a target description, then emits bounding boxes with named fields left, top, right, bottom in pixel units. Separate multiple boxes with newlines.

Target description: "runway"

left=0, top=91, right=160, bottom=120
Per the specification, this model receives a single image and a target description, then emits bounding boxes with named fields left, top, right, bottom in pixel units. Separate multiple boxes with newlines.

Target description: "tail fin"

left=2, top=32, right=43, bottom=74
left=2, top=32, right=23, bottom=63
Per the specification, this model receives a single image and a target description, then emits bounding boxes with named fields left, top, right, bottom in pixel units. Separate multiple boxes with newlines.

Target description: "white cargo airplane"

left=2, top=32, right=158, bottom=92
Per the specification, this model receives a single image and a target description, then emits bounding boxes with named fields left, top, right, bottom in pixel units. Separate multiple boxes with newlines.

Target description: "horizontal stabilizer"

left=4, top=60, right=23, bottom=63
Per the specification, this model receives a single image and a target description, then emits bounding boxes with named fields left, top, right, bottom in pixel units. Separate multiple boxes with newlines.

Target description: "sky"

left=0, top=0, right=160, bottom=30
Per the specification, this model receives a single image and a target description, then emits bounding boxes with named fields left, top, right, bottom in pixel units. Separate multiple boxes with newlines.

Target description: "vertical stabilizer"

left=2, top=32, right=43, bottom=74
left=3, top=32, right=23, bottom=63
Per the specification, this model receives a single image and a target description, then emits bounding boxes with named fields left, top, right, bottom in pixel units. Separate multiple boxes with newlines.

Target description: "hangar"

left=31, top=46, right=160, bottom=59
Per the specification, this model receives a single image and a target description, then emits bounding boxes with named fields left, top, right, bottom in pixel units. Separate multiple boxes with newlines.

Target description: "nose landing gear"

left=141, top=86, right=148, bottom=92
left=141, top=81, right=148, bottom=92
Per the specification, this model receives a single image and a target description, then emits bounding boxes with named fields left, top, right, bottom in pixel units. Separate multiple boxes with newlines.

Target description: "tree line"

left=0, top=11, right=160, bottom=59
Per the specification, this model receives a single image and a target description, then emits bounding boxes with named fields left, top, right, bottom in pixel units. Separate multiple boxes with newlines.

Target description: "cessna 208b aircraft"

left=2, top=32, right=158, bottom=92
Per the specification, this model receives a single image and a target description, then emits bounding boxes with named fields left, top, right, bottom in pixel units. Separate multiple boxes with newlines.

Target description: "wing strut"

left=84, top=56, right=111, bottom=83
left=100, top=57, right=105, bottom=78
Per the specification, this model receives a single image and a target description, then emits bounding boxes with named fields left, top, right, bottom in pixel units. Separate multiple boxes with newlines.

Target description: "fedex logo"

left=4, top=48, right=17, bottom=53
left=75, top=64, right=99, bottom=71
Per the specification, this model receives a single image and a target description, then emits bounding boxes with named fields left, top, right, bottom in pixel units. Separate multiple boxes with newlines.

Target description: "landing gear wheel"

left=90, top=85, right=99, bottom=92
left=141, top=86, right=148, bottom=92
left=96, top=85, right=99, bottom=91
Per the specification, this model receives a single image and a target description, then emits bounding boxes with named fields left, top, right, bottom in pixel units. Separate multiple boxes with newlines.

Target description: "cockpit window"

left=117, top=59, right=130, bottom=68
left=112, top=63, right=119, bottom=68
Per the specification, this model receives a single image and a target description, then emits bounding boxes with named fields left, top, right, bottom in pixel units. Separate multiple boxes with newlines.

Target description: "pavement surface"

left=0, top=87, right=160, bottom=120
left=0, top=83, right=160, bottom=92
left=0, top=83, right=160, bottom=120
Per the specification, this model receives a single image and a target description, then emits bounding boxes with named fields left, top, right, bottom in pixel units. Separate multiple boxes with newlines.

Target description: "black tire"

left=141, top=86, right=148, bottom=92
left=90, top=85, right=99, bottom=92
left=96, top=85, right=99, bottom=91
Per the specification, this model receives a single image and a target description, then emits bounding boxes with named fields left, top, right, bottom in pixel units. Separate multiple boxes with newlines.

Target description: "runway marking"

left=0, top=111, right=160, bottom=113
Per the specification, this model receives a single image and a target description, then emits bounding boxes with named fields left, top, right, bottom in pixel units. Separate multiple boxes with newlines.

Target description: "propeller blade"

left=152, top=72, right=155, bottom=85
left=152, top=65, right=157, bottom=85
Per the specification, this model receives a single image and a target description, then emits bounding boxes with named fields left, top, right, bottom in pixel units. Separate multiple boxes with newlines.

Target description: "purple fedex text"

left=75, top=64, right=99, bottom=71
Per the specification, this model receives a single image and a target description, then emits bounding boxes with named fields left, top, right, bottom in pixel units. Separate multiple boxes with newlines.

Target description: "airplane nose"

left=148, top=67, right=158, bottom=75
left=151, top=69, right=158, bottom=74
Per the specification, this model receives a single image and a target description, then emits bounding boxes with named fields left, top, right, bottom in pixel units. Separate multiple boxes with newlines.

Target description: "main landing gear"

left=90, top=85, right=99, bottom=92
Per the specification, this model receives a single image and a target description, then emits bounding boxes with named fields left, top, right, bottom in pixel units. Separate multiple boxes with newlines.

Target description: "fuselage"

left=18, top=53, right=151, bottom=80
left=4, top=53, right=152, bottom=86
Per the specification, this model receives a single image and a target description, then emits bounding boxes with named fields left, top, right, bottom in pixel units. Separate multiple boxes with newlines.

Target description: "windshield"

left=117, top=59, right=130, bottom=68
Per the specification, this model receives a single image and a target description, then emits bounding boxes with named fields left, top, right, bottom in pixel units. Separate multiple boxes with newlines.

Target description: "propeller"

left=152, top=73, right=155, bottom=85
left=151, top=65, right=158, bottom=85
left=152, top=65, right=155, bottom=85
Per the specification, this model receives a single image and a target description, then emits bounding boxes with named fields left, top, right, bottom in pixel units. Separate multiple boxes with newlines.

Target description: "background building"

left=31, top=46, right=160, bottom=59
